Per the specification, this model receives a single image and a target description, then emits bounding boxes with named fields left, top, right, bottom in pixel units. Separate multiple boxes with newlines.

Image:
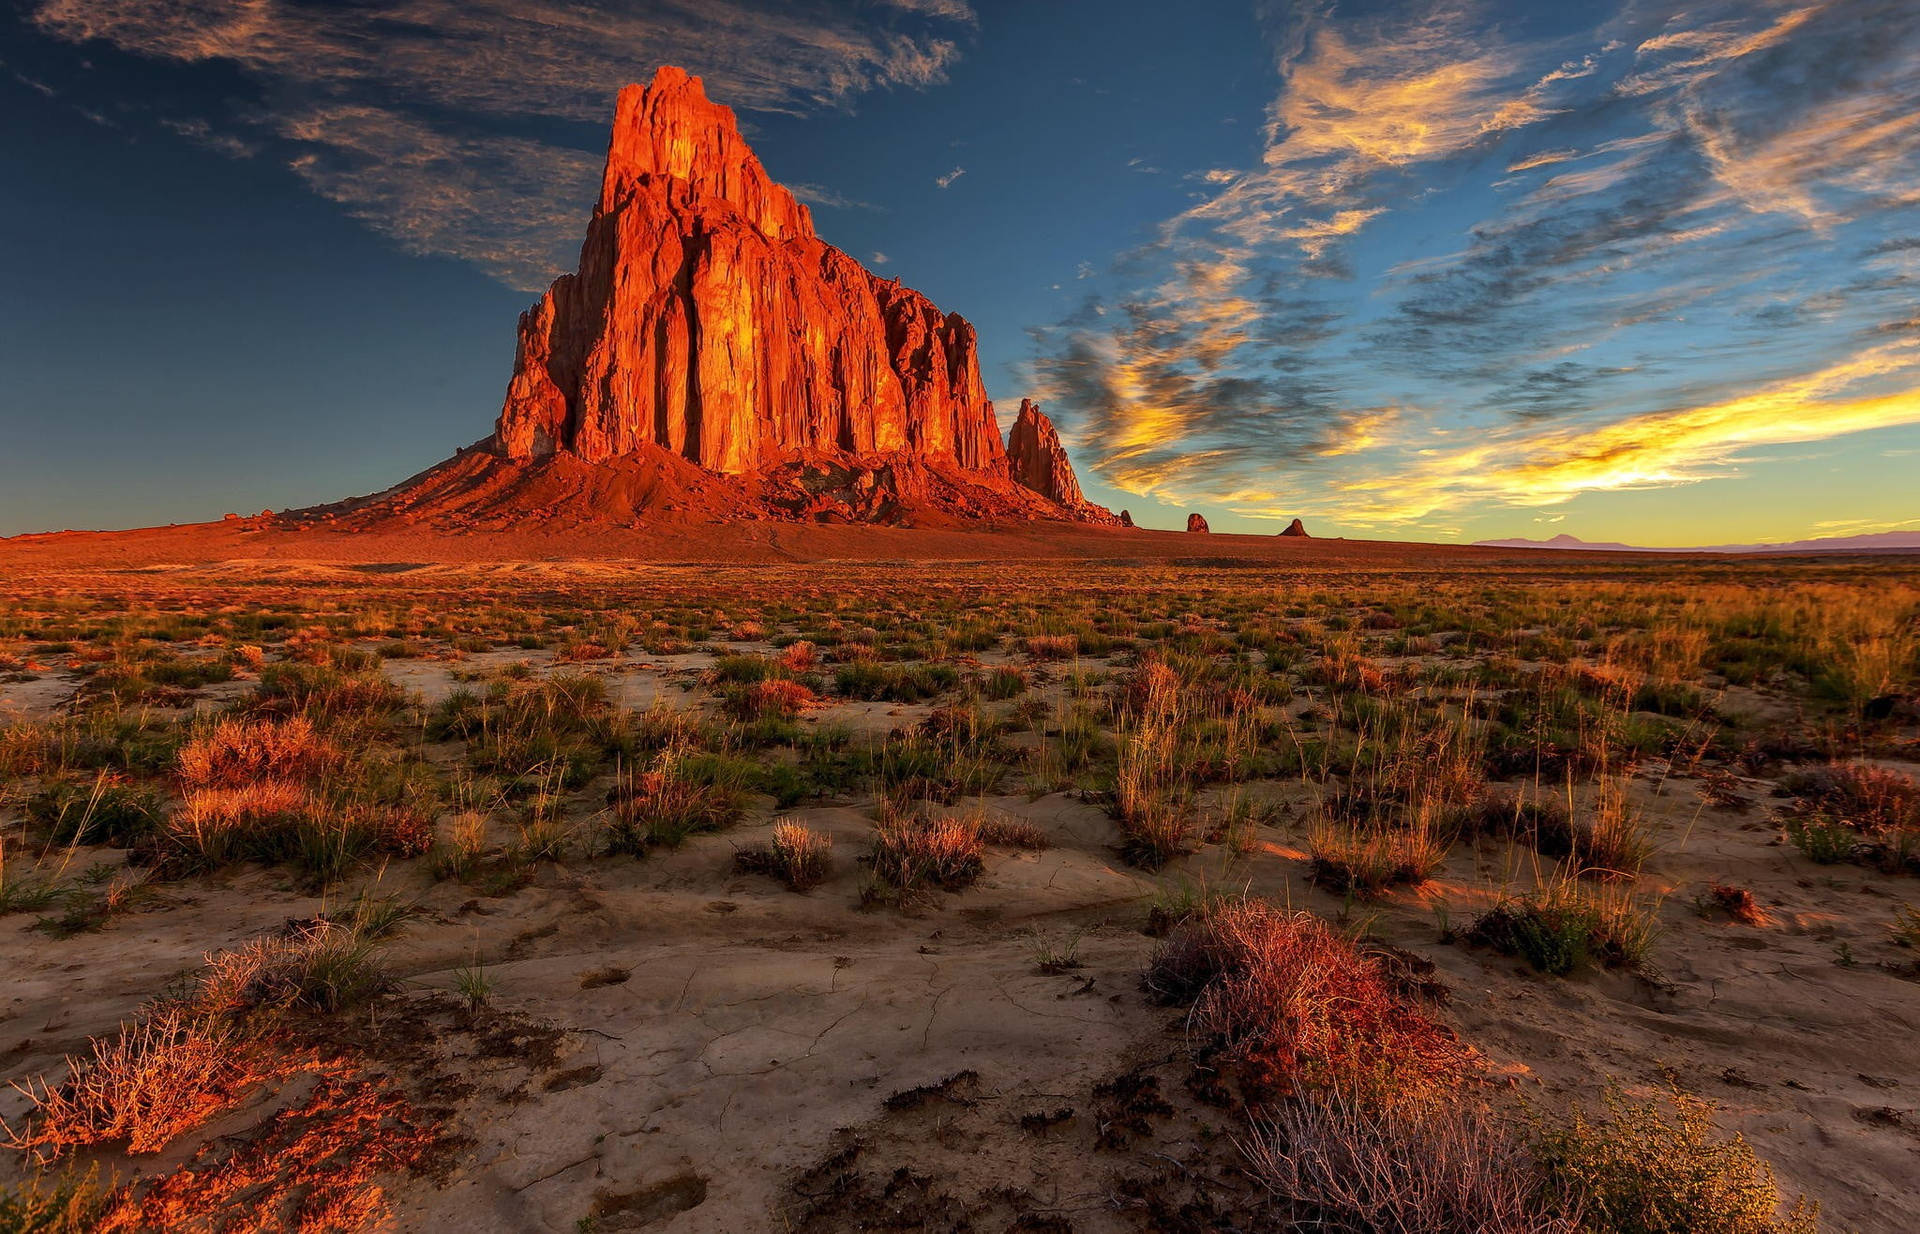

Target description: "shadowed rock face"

left=494, top=66, right=1005, bottom=475
left=1187, top=513, right=1210, bottom=533
left=1280, top=518, right=1309, bottom=537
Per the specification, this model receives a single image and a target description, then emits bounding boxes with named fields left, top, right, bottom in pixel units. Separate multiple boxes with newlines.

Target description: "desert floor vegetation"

left=0, top=557, right=1914, bottom=1229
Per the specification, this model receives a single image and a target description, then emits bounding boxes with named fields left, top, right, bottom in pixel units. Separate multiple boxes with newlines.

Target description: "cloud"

left=1332, top=340, right=1920, bottom=523
left=935, top=165, right=966, bottom=189
left=870, top=251, right=890, bottom=265
left=788, top=182, right=881, bottom=211
left=30, top=0, right=974, bottom=288
left=1033, top=0, right=1920, bottom=533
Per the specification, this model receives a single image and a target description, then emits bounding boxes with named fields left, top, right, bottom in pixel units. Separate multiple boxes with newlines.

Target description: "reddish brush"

left=1148, top=901, right=1469, bottom=1101
left=1705, top=881, right=1768, bottom=926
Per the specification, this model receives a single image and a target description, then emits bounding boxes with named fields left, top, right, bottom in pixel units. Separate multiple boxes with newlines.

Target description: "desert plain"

left=0, top=529, right=1915, bottom=1232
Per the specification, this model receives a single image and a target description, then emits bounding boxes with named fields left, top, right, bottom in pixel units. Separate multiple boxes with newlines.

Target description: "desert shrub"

left=0, top=1163, right=111, bottom=1233
left=1147, top=901, right=1468, bottom=1100
left=977, top=815, right=1049, bottom=850
left=1243, top=1087, right=1574, bottom=1233
left=734, top=819, right=832, bottom=891
left=82, top=653, right=233, bottom=705
left=3, top=1008, right=241, bottom=1159
left=866, top=813, right=984, bottom=895
left=1022, top=633, right=1078, bottom=660
left=190, top=919, right=390, bottom=1014
left=723, top=677, right=816, bottom=722
left=708, top=653, right=776, bottom=684
left=26, top=780, right=164, bottom=847
left=1307, top=822, right=1448, bottom=897
left=1465, top=879, right=1656, bottom=976
left=858, top=729, right=1002, bottom=803
left=982, top=665, right=1028, bottom=700
left=160, top=784, right=425, bottom=880
left=833, top=662, right=958, bottom=702
left=430, top=811, right=491, bottom=882
left=447, top=672, right=623, bottom=785
left=1537, top=1088, right=1817, bottom=1234
left=1781, top=763, right=1918, bottom=833
left=1783, top=816, right=1856, bottom=865
left=251, top=662, right=406, bottom=719
left=176, top=714, right=339, bottom=788
left=606, top=746, right=746, bottom=852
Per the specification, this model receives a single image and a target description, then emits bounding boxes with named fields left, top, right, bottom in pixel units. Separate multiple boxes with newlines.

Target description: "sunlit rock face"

left=1005, top=400, right=1085, bottom=507
left=494, top=66, right=1006, bottom=476
left=1187, top=513, right=1211, bottom=533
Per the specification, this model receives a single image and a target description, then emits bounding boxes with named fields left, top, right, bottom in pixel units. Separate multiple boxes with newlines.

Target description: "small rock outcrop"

left=1006, top=400, right=1085, bottom=506
left=1187, top=513, right=1210, bottom=533
left=1118, top=509, right=1134, bottom=527
left=1280, top=518, right=1309, bottom=537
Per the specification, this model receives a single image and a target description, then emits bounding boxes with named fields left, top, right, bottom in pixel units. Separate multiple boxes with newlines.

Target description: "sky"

left=2, top=0, right=1918, bottom=544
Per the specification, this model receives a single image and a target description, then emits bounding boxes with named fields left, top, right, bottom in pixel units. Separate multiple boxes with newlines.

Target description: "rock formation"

left=312, top=66, right=1118, bottom=533
left=1006, top=400, right=1089, bottom=505
left=1280, top=519, right=1309, bottom=537
left=495, top=66, right=1006, bottom=477
left=1118, top=509, right=1134, bottom=527
left=1187, top=513, right=1210, bottom=533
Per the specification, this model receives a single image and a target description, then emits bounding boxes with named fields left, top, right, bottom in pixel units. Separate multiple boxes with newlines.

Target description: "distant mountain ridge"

left=1472, top=530, right=1920, bottom=554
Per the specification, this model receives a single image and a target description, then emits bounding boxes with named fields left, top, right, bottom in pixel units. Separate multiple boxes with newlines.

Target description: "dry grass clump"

left=163, top=785, right=428, bottom=881
left=1146, top=901, right=1468, bottom=1100
left=0, top=1163, right=110, bottom=1232
left=724, top=677, right=817, bottom=722
left=1464, top=876, right=1658, bottom=976
left=1574, top=774, right=1651, bottom=880
left=1307, top=820, right=1448, bottom=897
left=606, top=745, right=746, bottom=852
left=866, top=812, right=985, bottom=896
left=1779, top=762, right=1919, bottom=873
left=4, top=1008, right=241, bottom=1160
left=1243, top=1087, right=1575, bottom=1233
left=1782, top=762, right=1918, bottom=831
left=1022, top=633, right=1079, bottom=660
left=1111, top=706, right=1193, bottom=869
left=734, top=819, right=833, bottom=891
left=176, top=715, right=339, bottom=789
left=190, top=920, right=391, bottom=1015
left=1537, top=1088, right=1818, bottom=1234
left=976, top=815, right=1050, bottom=850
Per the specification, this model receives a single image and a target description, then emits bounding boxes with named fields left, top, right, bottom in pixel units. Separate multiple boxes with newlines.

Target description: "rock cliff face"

left=1280, top=518, right=1309, bottom=538
left=1187, top=513, right=1211, bottom=533
left=1005, top=400, right=1084, bottom=506
left=493, top=66, right=1007, bottom=478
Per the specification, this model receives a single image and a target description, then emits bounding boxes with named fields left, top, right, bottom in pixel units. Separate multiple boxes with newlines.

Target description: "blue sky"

left=2, top=0, right=1917, bottom=543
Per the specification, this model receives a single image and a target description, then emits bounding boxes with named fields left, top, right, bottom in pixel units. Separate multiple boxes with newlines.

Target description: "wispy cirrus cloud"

left=1035, top=0, right=1920, bottom=536
left=29, top=0, right=975, bottom=288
